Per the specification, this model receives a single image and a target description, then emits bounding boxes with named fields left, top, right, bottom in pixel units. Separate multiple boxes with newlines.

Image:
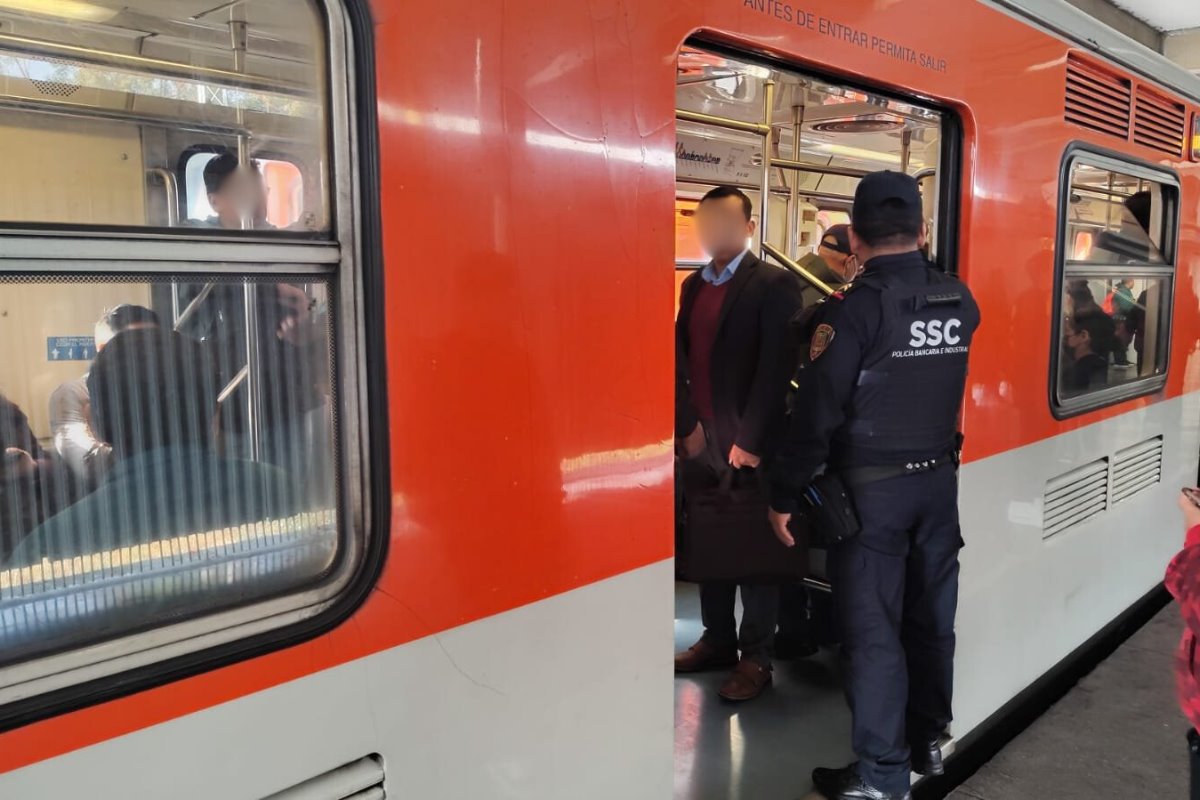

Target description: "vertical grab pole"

left=230, top=11, right=262, bottom=461
left=788, top=103, right=805, bottom=258
left=758, top=79, right=775, bottom=258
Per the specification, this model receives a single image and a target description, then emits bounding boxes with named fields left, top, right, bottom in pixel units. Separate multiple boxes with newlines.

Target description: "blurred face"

left=210, top=166, right=268, bottom=228
left=695, top=195, right=754, bottom=262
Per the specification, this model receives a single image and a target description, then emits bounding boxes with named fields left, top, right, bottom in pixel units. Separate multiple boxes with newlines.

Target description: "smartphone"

left=1182, top=487, right=1200, bottom=509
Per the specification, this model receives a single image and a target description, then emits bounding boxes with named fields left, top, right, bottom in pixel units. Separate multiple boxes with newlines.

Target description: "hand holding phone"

left=1184, top=487, right=1200, bottom=510
left=1180, top=488, right=1200, bottom=530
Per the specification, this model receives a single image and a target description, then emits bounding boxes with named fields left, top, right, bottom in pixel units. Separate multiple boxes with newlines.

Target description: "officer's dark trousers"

left=831, top=466, right=961, bottom=794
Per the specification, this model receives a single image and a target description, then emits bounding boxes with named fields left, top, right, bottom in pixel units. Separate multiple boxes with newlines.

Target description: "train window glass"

left=675, top=46, right=948, bottom=290
left=0, top=0, right=328, bottom=233
left=184, top=151, right=306, bottom=230
left=0, top=276, right=338, bottom=668
left=1054, top=154, right=1178, bottom=414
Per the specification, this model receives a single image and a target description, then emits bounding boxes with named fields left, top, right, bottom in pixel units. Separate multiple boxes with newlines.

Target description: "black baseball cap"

left=852, top=171, right=923, bottom=236
left=819, top=224, right=852, bottom=255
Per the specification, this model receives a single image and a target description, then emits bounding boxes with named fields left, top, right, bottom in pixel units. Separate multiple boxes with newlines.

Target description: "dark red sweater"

left=1166, top=524, right=1200, bottom=730
left=686, top=280, right=729, bottom=421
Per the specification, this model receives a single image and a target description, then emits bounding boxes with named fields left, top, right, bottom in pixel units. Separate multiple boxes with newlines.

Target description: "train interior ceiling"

left=673, top=46, right=949, bottom=800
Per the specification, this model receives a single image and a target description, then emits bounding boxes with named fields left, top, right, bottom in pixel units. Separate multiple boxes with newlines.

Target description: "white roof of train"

left=987, top=0, right=1200, bottom=104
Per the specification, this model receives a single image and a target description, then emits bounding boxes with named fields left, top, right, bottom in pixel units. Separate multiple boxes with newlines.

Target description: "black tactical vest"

left=842, top=266, right=980, bottom=459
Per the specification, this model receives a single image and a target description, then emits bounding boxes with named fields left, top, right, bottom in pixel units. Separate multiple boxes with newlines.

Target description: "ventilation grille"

left=1111, top=436, right=1163, bottom=504
left=1043, top=458, right=1109, bottom=539
left=263, top=755, right=385, bottom=800
left=25, top=57, right=80, bottom=98
left=1065, top=55, right=1131, bottom=140
left=1134, top=87, right=1186, bottom=157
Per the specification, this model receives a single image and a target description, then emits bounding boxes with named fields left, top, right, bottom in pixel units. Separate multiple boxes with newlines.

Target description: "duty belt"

left=838, top=450, right=959, bottom=487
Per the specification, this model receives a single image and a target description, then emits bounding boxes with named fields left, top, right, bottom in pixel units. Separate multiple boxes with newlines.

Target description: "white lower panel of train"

left=1, top=396, right=1194, bottom=798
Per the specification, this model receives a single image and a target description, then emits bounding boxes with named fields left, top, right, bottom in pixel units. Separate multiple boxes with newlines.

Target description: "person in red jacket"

left=1166, top=488, right=1200, bottom=800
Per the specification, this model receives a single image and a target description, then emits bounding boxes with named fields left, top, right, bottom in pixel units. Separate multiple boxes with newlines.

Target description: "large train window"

left=1053, top=150, right=1179, bottom=416
left=0, top=0, right=372, bottom=718
left=675, top=45, right=953, bottom=302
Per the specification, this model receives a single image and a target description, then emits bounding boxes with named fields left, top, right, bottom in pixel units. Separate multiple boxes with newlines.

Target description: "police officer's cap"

left=852, top=171, right=923, bottom=233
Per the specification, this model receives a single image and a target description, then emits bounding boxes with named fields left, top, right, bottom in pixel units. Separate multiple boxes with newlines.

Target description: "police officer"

left=766, top=171, right=980, bottom=800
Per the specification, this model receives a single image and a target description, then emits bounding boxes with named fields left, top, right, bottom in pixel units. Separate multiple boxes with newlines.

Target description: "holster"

left=801, top=472, right=861, bottom=547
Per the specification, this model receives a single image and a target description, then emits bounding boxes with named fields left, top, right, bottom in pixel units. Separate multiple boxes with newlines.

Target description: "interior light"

left=1192, top=114, right=1200, bottom=161
left=742, top=64, right=771, bottom=80
left=813, top=142, right=902, bottom=165
left=0, top=0, right=119, bottom=23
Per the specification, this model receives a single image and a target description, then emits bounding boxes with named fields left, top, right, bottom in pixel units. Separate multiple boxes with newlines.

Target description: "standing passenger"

left=203, top=152, right=273, bottom=231
left=675, top=185, right=804, bottom=701
left=49, top=304, right=160, bottom=488
left=767, top=172, right=980, bottom=800
left=796, top=223, right=858, bottom=306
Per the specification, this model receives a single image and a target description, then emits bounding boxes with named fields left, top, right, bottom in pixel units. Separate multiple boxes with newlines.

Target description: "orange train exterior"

left=1, top=0, right=1199, bottom=798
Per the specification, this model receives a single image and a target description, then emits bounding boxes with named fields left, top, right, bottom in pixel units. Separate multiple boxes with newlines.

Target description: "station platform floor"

left=674, top=582, right=1190, bottom=800
left=946, top=604, right=1188, bottom=800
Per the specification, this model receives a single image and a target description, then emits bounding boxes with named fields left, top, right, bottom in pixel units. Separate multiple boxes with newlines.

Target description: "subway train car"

left=0, top=0, right=1197, bottom=798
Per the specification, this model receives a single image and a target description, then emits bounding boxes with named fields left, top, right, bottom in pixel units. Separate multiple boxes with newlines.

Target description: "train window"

left=675, top=46, right=951, bottom=293
left=0, top=0, right=328, bottom=233
left=1053, top=152, right=1179, bottom=415
left=0, top=0, right=371, bottom=717
left=0, top=276, right=337, bottom=666
left=183, top=151, right=307, bottom=230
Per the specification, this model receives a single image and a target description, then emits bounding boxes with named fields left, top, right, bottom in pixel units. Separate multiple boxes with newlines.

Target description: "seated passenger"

left=1, top=395, right=79, bottom=560
left=203, top=152, right=274, bottom=231
left=9, top=330, right=297, bottom=566
left=1062, top=310, right=1113, bottom=394
left=49, top=304, right=160, bottom=488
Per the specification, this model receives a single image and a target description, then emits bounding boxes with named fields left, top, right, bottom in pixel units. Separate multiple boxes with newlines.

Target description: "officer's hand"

left=1179, top=489, right=1200, bottom=531
left=768, top=509, right=795, bottom=548
left=678, top=422, right=706, bottom=460
left=729, top=445, right=761, bottom=469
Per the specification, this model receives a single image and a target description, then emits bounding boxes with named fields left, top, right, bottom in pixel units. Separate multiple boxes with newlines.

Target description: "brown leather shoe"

left=718, top=659, right=773, bottom=701
left=674, top=639, right=738, bottom=673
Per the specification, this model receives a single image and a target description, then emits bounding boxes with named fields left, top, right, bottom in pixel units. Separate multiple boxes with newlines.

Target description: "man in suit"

left=675, top=185, right=804, bottom=701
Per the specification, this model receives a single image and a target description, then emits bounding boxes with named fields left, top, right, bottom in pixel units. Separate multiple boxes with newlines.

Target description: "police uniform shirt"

left=768, top=250, right=979, bottom=514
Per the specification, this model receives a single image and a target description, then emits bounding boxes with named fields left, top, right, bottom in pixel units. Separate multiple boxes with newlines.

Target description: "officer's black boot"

left=811, top=765, right=911, bottom=800
left=909, top=740, right=944, bottom=777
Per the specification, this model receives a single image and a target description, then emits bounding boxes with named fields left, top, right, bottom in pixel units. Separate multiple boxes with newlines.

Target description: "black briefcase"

left=677, top=464, right=809, bottom=583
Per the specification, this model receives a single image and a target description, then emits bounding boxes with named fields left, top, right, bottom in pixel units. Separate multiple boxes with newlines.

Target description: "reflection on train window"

left=675, top=46, right=947, bottom=292
left=1055, top=156, right=1177, bottom=412
left=183, top=151, right=306, bottom=230
left=0, top=277, right=337, bottom=666
left=0, top=0, right=327, bottom=232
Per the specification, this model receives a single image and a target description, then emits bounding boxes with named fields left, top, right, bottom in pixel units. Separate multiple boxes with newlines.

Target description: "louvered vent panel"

left=1134, top=87, right=1186, bottom=157
left=1111, top=436, right=1163, bottom=504
left=263, top=755, right=385, bottom=800
left=1043, top=458, right=1109, bottom=539
left=1065, top=55, right=1131, bottom=139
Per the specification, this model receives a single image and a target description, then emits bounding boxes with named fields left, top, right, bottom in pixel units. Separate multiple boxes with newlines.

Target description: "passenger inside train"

left=10, top=328, right=298, bottom=564
left=200, top=151, right=273, bottom=231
